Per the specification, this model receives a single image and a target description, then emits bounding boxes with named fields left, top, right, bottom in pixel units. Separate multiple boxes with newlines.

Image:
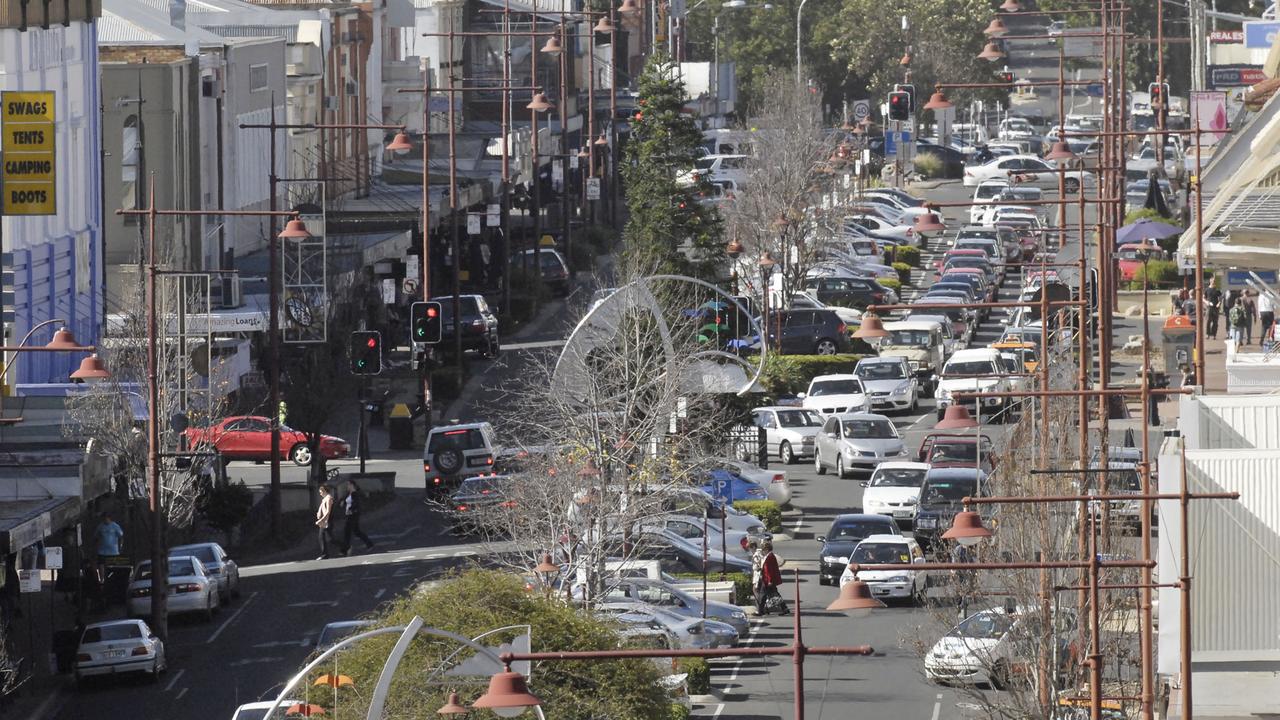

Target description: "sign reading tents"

left=1, top=91, right=57, bottom=216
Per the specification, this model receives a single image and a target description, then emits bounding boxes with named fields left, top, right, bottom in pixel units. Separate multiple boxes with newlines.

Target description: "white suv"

left=423, top=421, right=498, bottom=496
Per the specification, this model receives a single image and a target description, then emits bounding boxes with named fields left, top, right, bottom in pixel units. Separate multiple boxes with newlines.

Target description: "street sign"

left=1084, top=83, right=1105, bottom=97
left=486, top=203, right=501, bottom=227
left=45, top=546, right=63, bottom=570
left=1244, top=20, right=1280, bottom=48
left=2, top=90, right=57, bottom=216
left=884, top=130, right=911, bottom=156
left=586, top=177, right=601, bottom=200
left=1208, top=65, right=1267, bottom=88
left=467, top=214, right=481, bottom=235
left=18, top=569, right=40, bottom=593
left=1210, top=29, right=1245, bottom=42
left=851, top=99, right=870, bottom=122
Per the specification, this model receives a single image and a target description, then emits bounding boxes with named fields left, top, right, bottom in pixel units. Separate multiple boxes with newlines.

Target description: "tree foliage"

left=306, top=570, right=673, bottom=720
left=621, top=52, right=723, bottom=280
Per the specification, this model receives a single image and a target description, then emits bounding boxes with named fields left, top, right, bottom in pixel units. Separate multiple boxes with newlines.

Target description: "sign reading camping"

left=1, top=91, right=57, bottom=216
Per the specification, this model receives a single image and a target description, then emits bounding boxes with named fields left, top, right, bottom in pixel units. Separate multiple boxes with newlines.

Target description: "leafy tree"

left=196, top=481, right=254, bottom=536
left=306, top=570, right=674, bottom=719
left=621, top=51, right=723, bottom=279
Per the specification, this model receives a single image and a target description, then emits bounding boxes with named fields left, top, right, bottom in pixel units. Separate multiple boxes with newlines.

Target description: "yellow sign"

left=2, top=90, right=56, bottom=216
left=538, top=234, right=557, bottom=247
left=2, top=125, right=54, bottom=153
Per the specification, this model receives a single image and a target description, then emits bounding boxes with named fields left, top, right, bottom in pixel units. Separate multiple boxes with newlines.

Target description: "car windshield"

left=944, top=360, right=998, bottom=376
left=921, top=479, right=978, bottom=504
left=82, top=623, right=142, bottom=644
left=886, top=329, right=932, bottom=347
left=137, top=558, right=197, bottom=580
left=930, top=443, right=979, bottom=464
left=842, top=419, right=896, bottom=439
left=1087, top=468, right=1141, bottom=492
left=946, top=258, right=992, bottom=272
left=872, top=468, right=926, bottom=487
left=956, top=243, right=995, bottom=256
left=951, top=612, right=1014, bottom=640
left=828, top=520, right=892, bottom=540
left=433, top=296, right=481, bottom=318
left=851, top=542, right=910, bottom=564
left=694, top=158, right=715, bottom=170
left=429, top=427, right=486, bottom=453
left=173, top=546, right=216, bottom=563
left=856, top=363, right=907, bottom=380
left=810, top=379, right=863, bottom=396
left=776, top=409, right=823, bottom=427
left=976, top=184, right=1007, bottom=200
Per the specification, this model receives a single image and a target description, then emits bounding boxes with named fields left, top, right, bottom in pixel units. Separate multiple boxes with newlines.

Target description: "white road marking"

left=175, top=687, right=188, bottom=701
left=931, top=693, right=943, bottom=720
left=163, top=668, right=186, bottom=692
left=299, top=637, right=312, bottom=647
left=502, top=339, right=565, bottom=351
left=253, top=640, right=309, bottom=649
left=208, top=591, right=257, bottom=644
left=791, top=511, right=804, bottom=535
left=287, top=600, right=340, bottom=608
left=374, top=588, right=386, bottom=600
left=229, top=657, right=284, bottom=667
left=709, top=619, right=766, bottom=718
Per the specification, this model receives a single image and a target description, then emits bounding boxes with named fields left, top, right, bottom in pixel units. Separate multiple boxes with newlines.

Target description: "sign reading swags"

left=1, top=91, right=57, bottom=216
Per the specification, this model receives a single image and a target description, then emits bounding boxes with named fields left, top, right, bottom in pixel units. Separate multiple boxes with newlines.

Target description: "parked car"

left=423, top=421, right=499, bottom=495
left=168, top=543, right=240, bottom=603
left=597, top=604, right=739, bottom=649
left=648, top=487, right=769, bottom=536
left=184, top=416, right=350, bottom=467
left=231, top=700, right=307, bottom=720
left=963, top=155, right=1093, bottom=192
left=750, top=406, right=823, bottom=464
left=626, top=527, right=754, bottom=574
left=762, top=309, right=855, bottom=356
left=801, top=374, right=870, bottom=417
left=432, top=294, right=500, bottom=358
left=448, top=475, right=515, bottom=534
left=699, top=468, right=768, bottom=506
left=934, top=348, right=1015, bottom=421
left=127, top=556, right=219, bottom=621
left=844, top=214, right=918, bottom=246
left=839, top=534, right=928, bottom=604
left=854, top=356, right=919, bottom=413
left=860, top=461, right=930, bottom=524
left=712, top=458, right=792, bottom=507
left=925, top=605, right=1079, bottom=689
left=913, top=467, right=989, bottom=548
left=512, top=248, right=571, bottom=296
left=600, top=578, right=751, bottom=635
left=636, top=514, right=762, bottom=558
left=915, top=141, right=968, bottom=178
left=813, top=412, right=910, bottom=478
left=678, top=153, right=749, bottom=187
left=816, top=513, right=900, bottom=585
left=802, top=275, right=897, bottom=310
left=74, top=619, right=166, bottom=687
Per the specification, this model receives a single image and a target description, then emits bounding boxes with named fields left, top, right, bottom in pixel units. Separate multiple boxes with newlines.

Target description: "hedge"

left=895, top=245, right=922, bottom=268
left=891, top=261, right=913, bottom=284
left=735, top=500, right=783, bottom=533
left=678, top=658, right=711, bottom=695
left=878, top=277, right=902, bottom=293
left=759, top=353, right=868, bottom=396
left=669, top=704, right=692, bottom=720
left=1132, top=259, right=1180, bottom=288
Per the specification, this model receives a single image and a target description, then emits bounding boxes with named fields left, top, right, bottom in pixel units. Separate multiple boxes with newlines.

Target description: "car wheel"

left=937, top=407, right=946, bottom=422
left=779, top=441, right=795, bottom=465
left=814, top=338, right=838, bottom=355
left=289, top=444, right=312, bottom=466
left=1064, top=177, right=1080, bottom=193
left=814, top=450, right=826, bottom=475
left=231, top=575, right=241, bottom=599
left=835, top=455, right=849, bottom=479
left=203, top=595, right=216, bottom=622
left=818, top=575, right=830, bottom=587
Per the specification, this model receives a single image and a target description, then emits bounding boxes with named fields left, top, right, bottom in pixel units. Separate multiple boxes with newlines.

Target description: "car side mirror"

left=796, top=392, right=807, bottom=399
left=859, top=480, right=869, bottom=488
left=816, top=535, right=827, bottom=543
left=914, top=556, right=926, bottom=564
left=827, top=432, right=838, bottom=438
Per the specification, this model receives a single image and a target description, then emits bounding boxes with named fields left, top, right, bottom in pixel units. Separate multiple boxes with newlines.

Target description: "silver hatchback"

left=813, top=412, right=910, bottom=478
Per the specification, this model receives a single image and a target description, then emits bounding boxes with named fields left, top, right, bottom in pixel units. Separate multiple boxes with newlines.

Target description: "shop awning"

left=0, top=496, right=80, bottom=555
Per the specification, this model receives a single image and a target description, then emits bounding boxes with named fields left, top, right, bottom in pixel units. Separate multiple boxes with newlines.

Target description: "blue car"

left=700, top=469, right=768, bottom=506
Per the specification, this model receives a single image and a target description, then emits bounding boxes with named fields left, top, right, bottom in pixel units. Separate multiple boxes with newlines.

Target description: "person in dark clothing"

left=340, top=480, right=375, bottom=556
left=1205, top=282, right=1223, bottom=338
left=1243, top=291, right=1258, bottom=344
left=1143, top=366, right=1162, bottom=427
left=755, top=541, right=788, bottom=615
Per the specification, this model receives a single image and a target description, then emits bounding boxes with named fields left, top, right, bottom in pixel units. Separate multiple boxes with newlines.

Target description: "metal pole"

left=268, top=101, right=282, bottom=541
left=794, top=0, right=809, bottom=84
left=1140, top=255, right=1155, bottom=720
left=608, top=14, right=619, bottom=229
left=422, top=62, right=434, bottom=440
left=793, top=569, right=805, bottom=720
left=1178, top=439, right=1194, bottom=720
left=559, top=19, right=572, bottom=270
left=144, top=177, right=167, bottom=640
left=532, top=24, right=545, bottom=305
left=501, top=0, right=513, bottom=317
left=1194, top=124, right=1205, bottom=384
left=448, top=32, right=463, bottom=372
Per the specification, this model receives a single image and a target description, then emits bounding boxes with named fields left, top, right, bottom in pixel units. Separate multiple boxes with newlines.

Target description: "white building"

left=0, top=1, right=105, bottom=386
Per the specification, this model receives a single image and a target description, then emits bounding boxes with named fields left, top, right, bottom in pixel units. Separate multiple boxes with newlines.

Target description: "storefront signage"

left=1, top=91, right=56, bottom=215
left=1207, top=65, right=1268, bottom=88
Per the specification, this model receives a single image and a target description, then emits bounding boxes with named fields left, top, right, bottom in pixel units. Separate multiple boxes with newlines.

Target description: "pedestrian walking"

left=1142, top=366, right=1162, bottom=427
left=1205, top=280, right=1223, bottom=338
left=93, top=512, right=124, bottom=582
left=1228, top=298, right=1248, bottom=344
left=1244, top=291, right=1258, bottom=344
left=315, top=484, right=335, bottom=560
left=1259, top=290, right=1277, bottom=344
left=340, top=480, right=375, bottom=555
left=755, top=541, right=789, bottom=616
left=950, top=541, right=975, bottom=619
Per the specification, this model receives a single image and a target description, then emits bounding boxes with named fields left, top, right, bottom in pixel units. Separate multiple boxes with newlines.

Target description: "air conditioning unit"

left=323, top=95, right=338, bottom=111
left=345, top=81, right=358, bottom=96
left=216, top=275, right=243, bottom=309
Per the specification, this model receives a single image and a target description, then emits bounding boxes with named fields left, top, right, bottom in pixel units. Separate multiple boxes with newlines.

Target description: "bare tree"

left=722, top=72, right=845, bottom=303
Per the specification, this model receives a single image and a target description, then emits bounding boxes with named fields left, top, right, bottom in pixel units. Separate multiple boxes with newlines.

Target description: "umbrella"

left=313, top=673, right=355, bottom=688
left=1116, top=218, right=1183, bottom=245
left=1142, top=170, right=1171, bottom=218
left=286, top=704, right=326, bottom=716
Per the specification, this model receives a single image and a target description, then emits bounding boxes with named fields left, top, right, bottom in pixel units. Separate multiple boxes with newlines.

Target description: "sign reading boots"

left=1, top=91, right=57, bottom=216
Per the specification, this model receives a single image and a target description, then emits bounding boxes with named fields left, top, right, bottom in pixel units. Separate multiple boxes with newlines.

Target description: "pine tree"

left=620, top=51, right=722, bottom=279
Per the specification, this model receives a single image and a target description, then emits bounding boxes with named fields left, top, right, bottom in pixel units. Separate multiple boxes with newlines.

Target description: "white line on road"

left=374, top=588, right=386, bottom=600
left=163, top=668, right=186, bottom=692
left=175, top=687, right=188, bottom=701
left=287, top=600, right=339, bottom=608
left=229, top=657, right=284, bottom=667
left=208, top=591, right=258, bottom=644
left=501, top=339, right=565, bottom=351
left=709, top=618, right=766, bottom=718
left=931, top=693, right=942, bottom=720
left=791, top=511, right=804, bottom=536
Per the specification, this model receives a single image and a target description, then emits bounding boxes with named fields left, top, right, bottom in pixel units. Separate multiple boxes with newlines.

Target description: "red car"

left=1116, top=243, right=1163, bottom=281
left=184, top=416, right=350, bottom=466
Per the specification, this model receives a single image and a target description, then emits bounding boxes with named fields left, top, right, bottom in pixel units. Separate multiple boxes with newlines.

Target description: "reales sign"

left=1, top=90, right=57, bottom=216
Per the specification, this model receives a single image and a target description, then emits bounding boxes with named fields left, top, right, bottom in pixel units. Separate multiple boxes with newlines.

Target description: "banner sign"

left=1, top=91, right=57, bottom=215
left=1207, top=65, right=1267, bottom=88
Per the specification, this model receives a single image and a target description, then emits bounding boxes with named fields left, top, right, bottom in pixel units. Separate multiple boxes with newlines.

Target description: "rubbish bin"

left=1161, top=314, right=1196, bottom=379
left=387, top=403, right=414, bottom=450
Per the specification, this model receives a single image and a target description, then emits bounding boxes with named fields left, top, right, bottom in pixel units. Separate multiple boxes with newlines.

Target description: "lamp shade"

left=313, top=673, right=355, bottom=688
left=472, top=668, right=541, bottom=710
left=899, top=52, right=912, bottom=67
left=913, top=212, right=946, bottom=233
left=527, top=92, right=554, bottom=112
left=594, top=16, right=616, bottom=33
left=278, top=218, right=312, bottom=239
left=540, top=34, right=563, bottom=54
left=984, top=18, right=1008, bottom=36
left=45, top=327, right=82, bottom=350
left=758, top=251, right=777, bottom=272
left=594, top=133, right=609, bottom=146
left=942, top=510, right=993, bottom=546
left=725, top=238, right=744, bottom=259
left=826, top=579, right=887, bottom=612
left=386, top=132, right=413, bottom=152
left=999, top=0, right=1021, bottom=11
left=978, top=42, right=1006, bottom=61
left=618, top=0, right=640, bottom=14
left=852, top=312, right=889, bottom=339
left=935, top=404, right=979, bottom=429
left=70, top=354, right=111, bottom=381
left=438, top=692, right=470, bottom=716
left=923, top=90, right=953, bottom=111
left=1045, top=140, right=1076, bottom=161
left=534, top=554, right=559, bottom=575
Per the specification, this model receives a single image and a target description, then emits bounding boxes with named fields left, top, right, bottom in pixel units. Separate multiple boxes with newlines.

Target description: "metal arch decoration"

left=551, top=273, right=768, bottom=403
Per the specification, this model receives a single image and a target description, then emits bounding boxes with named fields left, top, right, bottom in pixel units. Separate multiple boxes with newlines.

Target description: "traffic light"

left=411, top=301, right=443, bottom=345
left=1148, top=82, right=1170, bottom=110
left=351, top=330, right=382, bottom=375
left=894, top=83, right=916, bottom=113
left=888, top=91, right=910, bottom=121
left=997, top=70, right=1014, bottom=84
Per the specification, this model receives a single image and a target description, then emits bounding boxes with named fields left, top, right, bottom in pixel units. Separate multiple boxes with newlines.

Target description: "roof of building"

left=100, top=0, right=228, bottom=47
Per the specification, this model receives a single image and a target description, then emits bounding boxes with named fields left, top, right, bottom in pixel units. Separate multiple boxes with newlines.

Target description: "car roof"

left=430, top=421, right=492, bottom=432
left=832, top=513, right=898, bottom=524
left=874, top=461, right=931, bottom=470
left=949, top=347, right=1001, bottom=360
left=945, top=248, right=989, bottom=256
left=85, top=619, right=147, bottom=631
left=858, top=534, right=912, bottom=544
left=810, top=373, right=859, bottom=381
left=831, top=411, right=892, bottom=421
left=170, top=542, right=219, bottom=551
left=944, top=267, right=985, bottom=274
left=925, top=467, right=987, bottom=479
left=856, top=355, right=907, bottom=364
left=883, top=320, right=942, bottom=331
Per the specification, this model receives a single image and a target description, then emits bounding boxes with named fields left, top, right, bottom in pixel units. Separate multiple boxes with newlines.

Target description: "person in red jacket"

left=755, top=541, right=789, bottom=616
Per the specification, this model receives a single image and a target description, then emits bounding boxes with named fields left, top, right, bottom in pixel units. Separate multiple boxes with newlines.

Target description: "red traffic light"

left=427, top=307, right=438, bottom=318
left=366, top=337, right=377, bottom=348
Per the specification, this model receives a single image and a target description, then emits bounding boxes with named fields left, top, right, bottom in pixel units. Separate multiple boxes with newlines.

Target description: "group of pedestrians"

left=749, top=540, right=789, bottom=616
left=1204, top=280, right=1276, bottom=345
left=314, top=480, right=376, bottom=560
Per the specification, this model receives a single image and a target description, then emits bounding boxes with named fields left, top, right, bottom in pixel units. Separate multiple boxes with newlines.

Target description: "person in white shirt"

left=1258, top=291, right=1276, bottom=345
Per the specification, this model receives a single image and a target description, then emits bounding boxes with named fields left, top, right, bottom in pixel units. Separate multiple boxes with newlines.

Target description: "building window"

left=249, top=64, right=269, bottom=92
left=122, top=115, right=140, bottom=213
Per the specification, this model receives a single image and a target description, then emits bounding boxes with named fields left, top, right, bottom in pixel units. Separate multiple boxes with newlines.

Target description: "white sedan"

left=962, top=155, right=1093, bottom=192
left=74, top=619, right=166, bottom=686
left=127, top=556, right=220, bottom=621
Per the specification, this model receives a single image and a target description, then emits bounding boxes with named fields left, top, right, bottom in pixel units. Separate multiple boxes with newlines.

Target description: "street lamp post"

left=0, top=320, right=101, bottom=423
left=795, top=0, right=810, bottom=83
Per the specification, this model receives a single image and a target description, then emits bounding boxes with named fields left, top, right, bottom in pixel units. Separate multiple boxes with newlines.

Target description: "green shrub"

left=678, top=657, right=711, bottom=695
left=581, top=224, right=620, bottom=253
left=735, top=500, right=783, bottom=533
left=1124, top=207, right=1172, bottom=224
left=895, top=245, right=922, bottom=268
left=197, top=481, right=254, bottom=535
left=1133, top=259, right=1180, bottom=288
left=758, top=353, right=867, bottom=396
left=669, top=704, right=692, bottom=720
left=913, top=152, right=944, bottom=179
left=566, top=239, right=597, bottom=272
left=891, top=261, right=913, bottom=284
left=878, top=277, right=902, bottom=293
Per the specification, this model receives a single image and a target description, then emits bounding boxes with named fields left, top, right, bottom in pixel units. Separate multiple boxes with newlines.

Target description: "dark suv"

left=512, top=248, right=571, bottom=296
left=802, top=276, right=894, bottom=310
left=912, top=467, right=988, bottom=549
left=433, top=294, right=499, bottom=358
left=765, top=309, right=853, bottom=355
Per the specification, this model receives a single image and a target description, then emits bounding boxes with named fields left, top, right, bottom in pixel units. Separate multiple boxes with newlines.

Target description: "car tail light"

left=500, top=501, right=518, bottom=508
left=771, top=474, right=785, bottom=484
left=424, top=463, right=432, bottom=473
left=456, top=505, right=469, bottom=512
left=485, top=457, right=494, bottom=465
left=132, top=646, right=150, bottom=656
left=130, top=587, right=151, bottom=598
left=740, top=536, right=749, bottom=550
left=836, top=322, right=847, bottom=335
left=76, top=653, right=91, bottom=662
left=174, top=583, right=201, bottom=593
